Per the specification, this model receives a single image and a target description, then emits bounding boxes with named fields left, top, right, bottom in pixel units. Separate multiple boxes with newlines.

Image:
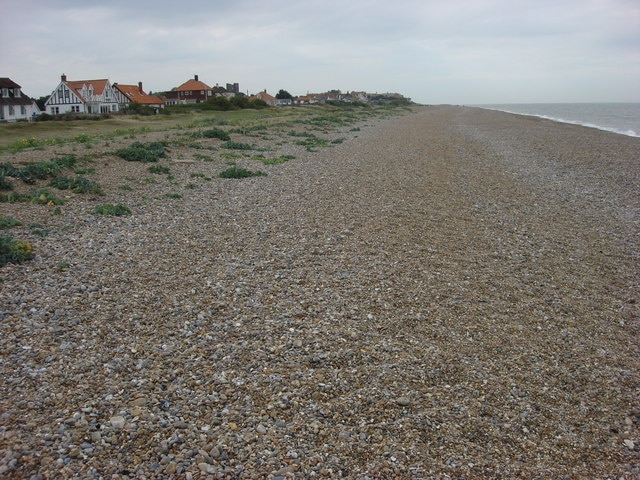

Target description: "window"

left=8, top=105, right=14, bottom=115
left=21, top=106, right=26, bottom=115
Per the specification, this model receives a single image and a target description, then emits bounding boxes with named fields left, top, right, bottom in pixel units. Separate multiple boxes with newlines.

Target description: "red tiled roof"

left=114, top=84, right=163, bottom=105
left=64, top=79, right=109, bottom=102
left=175, top=78, right=212, bottom=91
left=256, top=90, right=276, bottom=101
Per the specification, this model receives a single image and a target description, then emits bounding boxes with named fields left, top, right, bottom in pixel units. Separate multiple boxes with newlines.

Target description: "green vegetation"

left=74, top=166, right=95, bottom=175
left=194, top=128, right=231, bottom=141
left=221, top=140, right=255, bottom=150
left=1, top=188, right=65, bottom=205
left=254, top=154, right=295, bottom=165
left=0, top=155, right=77, bottom=185
left=115, top=141, right=166, bottom=162
left=1, top=232, right=35, bottom=266
left=148, top=165, right=171, bottom=175
left=219, top=166, right=266, bottom=179
left=49, top=175, right=104, bottom=194
left=0, top=216, right=22, bottom=229
left=292, top=133, right=331, bottom=151
left=92, top=203, right=131, bottom=215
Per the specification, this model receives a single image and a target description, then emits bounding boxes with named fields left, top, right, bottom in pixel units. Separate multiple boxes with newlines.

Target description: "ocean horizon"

left=472, top=102, right=640, bottom=138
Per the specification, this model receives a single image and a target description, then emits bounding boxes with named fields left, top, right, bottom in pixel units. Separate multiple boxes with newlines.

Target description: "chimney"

left=61, top=73, right=67, bottom=82
left=194, top=74, right=198, bottom=81
left=138, top=82, right=143, bottom=94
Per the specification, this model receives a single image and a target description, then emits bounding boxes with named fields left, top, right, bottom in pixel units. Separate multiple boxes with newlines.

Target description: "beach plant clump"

left=220, top=141, right=254, bottom=151
left=115, top=142, right=166, bottom=162
left=0, top=155, right=78, bottom=185
left=49, top=175, right=104, bottom=194
left=1, top=188, right=65, bottom=205
left=196, top=128, right=231, bottom=141
left=0, top=216, right=22, bottom=229
left=254, top=154, right=295, bottom=165
left=92, top=203, right=131, bottom=216
left=0, top=232, right=35, bottom=267
left=219, top=166, right=266, bottom=179
left=147, top=165, right=171, bottom=175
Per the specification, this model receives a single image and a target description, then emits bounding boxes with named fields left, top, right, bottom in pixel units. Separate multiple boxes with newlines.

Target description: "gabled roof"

left=64, top=79, right=109, bottom=102
left=0, top=78, right=22, bottom=89
left=0, top=77, right=37, bottom=106
left=113, top=83, right=163, bottom=105
left=174, top=78, right=212, bottom=91
left=255, top=90, right=276, bottom=101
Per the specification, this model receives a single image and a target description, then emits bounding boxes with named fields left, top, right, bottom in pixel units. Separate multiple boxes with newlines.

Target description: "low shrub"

left=115, top=142, right=166, bottom=162
left=92, top=203, right=131, bottom=216
left=199, top=128, right=231, bottom=141
left=31, top=189, right=65, bottom=205
left=0, top=155, right=78, bottom=185
left=148, top=165, right=171, bottom=174
left=0, top=216, right=22, bottom=229
left=49, top=175, right=104, bottom=194
left=219, top=167, right=266, bottom=179
left=0, top=232, right=35, bottom=266
left=221, top=141, right=254, bottom=150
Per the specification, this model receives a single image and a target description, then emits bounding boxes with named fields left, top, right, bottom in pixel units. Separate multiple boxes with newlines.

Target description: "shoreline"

left=1, top=106, right=639, bottom=478
left=470, top=103, right=640, bottom=138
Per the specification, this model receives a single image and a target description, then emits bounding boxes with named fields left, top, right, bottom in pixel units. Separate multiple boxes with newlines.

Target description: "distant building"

left=164, top=74, right=212, bottom=105
left=45, top=74, right=119, bottom=115
left=249, top=90, right=277, bottom=106
left=112, top=82, right=164, bottom=112
left=0, top=77, right=41, bottom=121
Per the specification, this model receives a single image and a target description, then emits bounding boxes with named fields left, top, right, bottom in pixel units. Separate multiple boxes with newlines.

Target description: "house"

left=112, top=82, right=164, bottom=112
left=45, top=74, right=119, bottom=115
left=164, top=75, right=212, bottom=105
left=293, top=94, right=320, bottom=105
left=0, top=78, right=41, bottom=121
left=250, top=90, right=277, bottom=106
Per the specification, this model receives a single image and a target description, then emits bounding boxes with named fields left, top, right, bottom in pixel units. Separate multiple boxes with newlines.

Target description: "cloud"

left=2, top=0, right=639, bottom=103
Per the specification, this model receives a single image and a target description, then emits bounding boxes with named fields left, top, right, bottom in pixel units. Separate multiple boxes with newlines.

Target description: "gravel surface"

left=1, top=106, right=639, bottom=479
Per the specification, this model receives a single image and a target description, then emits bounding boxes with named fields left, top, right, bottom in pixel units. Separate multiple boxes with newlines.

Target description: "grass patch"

left=0, top=216, right=22, bottom=229
left=92, top=203, right=131, bottom=216
left=294, top=134, right=330, bottom=151
left=219, top=166, right=266, bottom=179
left=115, top=141, right=166, bottom=162
left=74, top=166, right=95, bottom=175
left=164, top=192, right=182, bottom=199
left=254, top=154, right=295, bottom=165
left=220, top=151, right=244, bottom=160
left=194, top=153, right=214, bottom=162
left=0, top=232, right=35, bottom=266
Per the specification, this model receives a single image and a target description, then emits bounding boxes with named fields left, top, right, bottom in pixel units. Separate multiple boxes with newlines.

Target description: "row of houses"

left=1, top=73, right=405, bottom=122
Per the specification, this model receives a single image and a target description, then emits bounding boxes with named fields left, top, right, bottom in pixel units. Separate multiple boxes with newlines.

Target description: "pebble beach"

left=1, top=105, right=639, bottom=478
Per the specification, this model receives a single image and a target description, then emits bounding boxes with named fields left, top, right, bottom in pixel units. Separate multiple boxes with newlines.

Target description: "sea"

left=474, top=103, right=640, bottom=138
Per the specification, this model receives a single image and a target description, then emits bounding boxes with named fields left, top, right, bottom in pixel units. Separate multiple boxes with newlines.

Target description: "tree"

left=276, top=89, right=293, bottom=100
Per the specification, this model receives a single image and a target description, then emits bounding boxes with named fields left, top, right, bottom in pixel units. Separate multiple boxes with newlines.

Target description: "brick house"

left=164, top=75, right=212, bottom=105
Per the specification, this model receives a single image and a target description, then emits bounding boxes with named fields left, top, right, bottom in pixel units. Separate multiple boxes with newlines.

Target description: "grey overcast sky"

left=1, top=0, right=638, bottom=104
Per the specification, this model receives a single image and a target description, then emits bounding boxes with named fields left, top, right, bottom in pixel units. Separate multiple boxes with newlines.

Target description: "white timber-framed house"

left=0, top=78, right=41, bottom=122
left=45, top=74, right=119, bottom=115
